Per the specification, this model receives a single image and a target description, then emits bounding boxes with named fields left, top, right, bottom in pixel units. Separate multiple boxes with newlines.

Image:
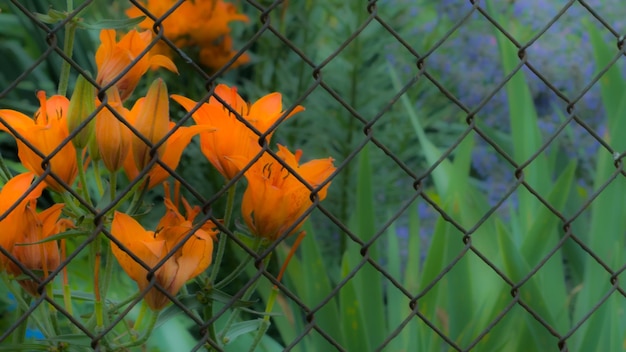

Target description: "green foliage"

left=2, top=0, right=625, bottom=351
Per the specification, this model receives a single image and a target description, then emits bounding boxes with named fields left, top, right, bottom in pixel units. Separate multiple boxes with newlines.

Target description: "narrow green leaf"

left=495, top=220, right=559, bottom=349
left=79, top=17, right=147, bottom=30
left=388, top=62, right=451, bottom=195
left=572, top=20, right=626, bottom=351
left=384, top=217, right=409, bottom=351
left=403, top=202, right=421, bottom=292
left=41, top=334, right=91, bottom=347
left=485, top=2, right=550, bottom=238
left=0, top=344, right=49, bottom=351
left=299, top=221, right=342, bottom=348
left=338, top=255, right=369, bottom=352
left=343, top=143, right=386, bottom=349
left=223, top=319, right=263, bottom=345
left=14, top=229, right=89, bottom=246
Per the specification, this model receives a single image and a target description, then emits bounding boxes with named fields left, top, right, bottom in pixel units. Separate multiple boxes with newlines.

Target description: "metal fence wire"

left=1, top=0, right=626, bottom=351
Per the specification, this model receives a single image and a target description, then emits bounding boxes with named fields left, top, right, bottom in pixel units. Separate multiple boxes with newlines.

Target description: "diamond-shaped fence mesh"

left=1, top=0, right=626, bottom=351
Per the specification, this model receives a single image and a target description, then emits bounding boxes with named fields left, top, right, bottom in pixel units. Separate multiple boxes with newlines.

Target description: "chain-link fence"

left=1, top=0, right=626, bottom=351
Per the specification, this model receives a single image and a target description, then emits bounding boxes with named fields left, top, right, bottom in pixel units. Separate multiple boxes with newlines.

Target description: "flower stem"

left=209, top=183, right=237, bottom=283
left=46, top=283, right=61, bottom=335
left=247, top=317, right=271, bottom=352
left=109, top=170, right=117, bottom=205
left=60, top=239, right=74, bottom=316
left=119, top=302, right=157, bottom=349
left=93, top=234, right=104, bottom=329
left=60, top=191, right=84, bottom=218
left=125, top=180, right=149, bottom=215
left=93, top=160, right=104, bottom=196
left=203, top=300, right=218, bottom=349
left=1, top=274, right=48, bottom=337
left=76, top=149, right=92, bottom=205
left=11, top=302, right=26, bottom=344
left=101, top=242, right=113, bottom=311
left=57, top=0, right=76, bottom=97
left=132, top=300, right=149, bottom=334
left=248, top=232, right=305, bottom=351
left=218, top=247, right=272, bottom=344
left=215, top=235, right=262, bottom=290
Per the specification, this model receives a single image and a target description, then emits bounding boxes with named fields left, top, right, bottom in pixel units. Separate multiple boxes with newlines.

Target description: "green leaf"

left=223, top=319, right=263, bottom=345
left=388, top=62, right=452, bottom=195
left=342, top=143, right=386, bottom=349
left=338, top=255, right=369, bottom=352
left=572, top=19, right=626, bottom=352
left=0, top=344, right=49, bottom=351
left=42, top=334, right=91, bottom=347
left=14, top=229, right=89, bottom=246
left=298, top=221, right=342, bottom=349
left=79, top=16, right=146, bottom=30
left=485, top=2, right=550, bottom=238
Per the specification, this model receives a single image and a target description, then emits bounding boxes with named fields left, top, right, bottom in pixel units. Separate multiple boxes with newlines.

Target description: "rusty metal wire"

left=1, top=0, right=625, bottom=351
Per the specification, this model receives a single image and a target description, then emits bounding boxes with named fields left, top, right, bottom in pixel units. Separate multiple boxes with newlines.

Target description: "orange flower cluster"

left=174, top=85, right=336, bottom=240
left=0, top=92, right=77, bottom=192
left=126, top=0, right=249, bottom=71
left=111, top=183, right=218, bottom=310
left=96, top=29, right=178, bottom=101
left=0, top=173, right=72, bottom=295
left=0, top=23, right=336, bottom=312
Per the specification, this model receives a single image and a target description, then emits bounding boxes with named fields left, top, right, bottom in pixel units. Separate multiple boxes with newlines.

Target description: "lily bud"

left=95, top=87, right=131, bottom=172
left=67, top=75, right=97, bottom=149
left=132, top=78, right=169, bottom=171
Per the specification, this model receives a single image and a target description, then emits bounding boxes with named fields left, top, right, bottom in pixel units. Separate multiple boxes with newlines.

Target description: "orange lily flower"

left=0, top=92, right=78, bottom=192
left=95, top=88, right=132, bottom=172
left=123, top=122, right=212, bottom=189
left=231, top=145, right=335, bottom=240
left=95, top=29, right=178, bottom=101
left=0, top=173, right=46, bottom=270
left=110, top=190, right=218, bottom=310
left=122, top=84, right=215, bottom=188
left=131, top=78, right=170, bottom=171
left=198, top=35, right=250, bottom=71
left=171, top=84, right=304, bottom=180
left=126, top=0, right=249, bottom=71
left=8, top=203, right=71, bottom=296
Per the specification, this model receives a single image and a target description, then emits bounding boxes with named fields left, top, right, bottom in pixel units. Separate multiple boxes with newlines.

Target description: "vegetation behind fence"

left=1, top=1, right=626, bottom=351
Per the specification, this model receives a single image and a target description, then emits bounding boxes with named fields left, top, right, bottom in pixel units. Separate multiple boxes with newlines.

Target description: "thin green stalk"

left=248, top=319, right=270, bottom=352
left=248, top=230, right=304, bottom=351
left=218, top=249, right=272, bottom=344
left=1, top=274, right=48, bottom=337
left=94, top=235, right=104, bottom=330
left=132, top=300, right=149, bottom=334
left=247, top=285, right=280, bottom=352
left=118, top=302, right=158, bottom=349
left=60, top=191, right=84, bottom=218
left=204, top=300, right=217, bottom=349
left=76, top=150, right=92, bottom=205
left=57, top=0, right=76, bottom=96
left=209, top=184, right=237, bottom=283
left=45, top=283, right=60, bottom=335
left=85, top=291, right=142, bottom=330
left=63, top=283, right=73, bottom=315
left=125, top=180, right=149, bottom=215
left=109, top=171, right=117, bottom=205
left=61, top=239, right=74, bottom=318
left=93, top=160, right=104, bottom=196
left=215, top=236, right=262, bottom=290
left=11, top=303, right=27, bottom=344
left=101, top=242, right=114, bottom=310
